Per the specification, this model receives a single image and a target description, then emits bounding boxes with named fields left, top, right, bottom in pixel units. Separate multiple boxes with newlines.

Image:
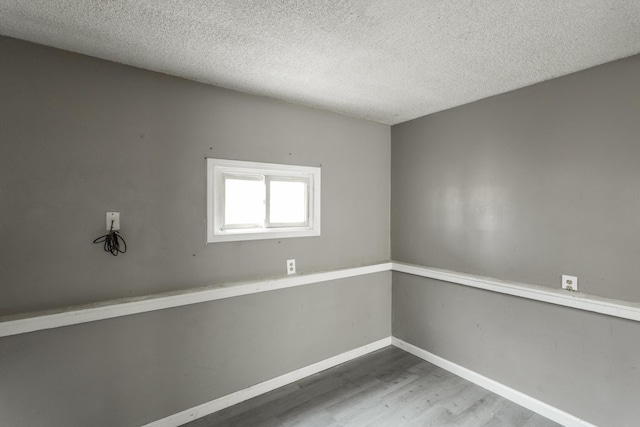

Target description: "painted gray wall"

left=1, top=273, right=391, bottom=427
left=0, top=37, right=391, bottom=426
left=393, top=273, right=640, bottom=427
left=391, top=54, right=640, bottom=426
left=0, top=36, right=390, bottom=316
left=392, top=54, right=640, bottom=302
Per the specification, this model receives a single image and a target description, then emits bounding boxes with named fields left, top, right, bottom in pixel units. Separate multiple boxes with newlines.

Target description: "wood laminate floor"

left=183, top=346, right=560, bottom=427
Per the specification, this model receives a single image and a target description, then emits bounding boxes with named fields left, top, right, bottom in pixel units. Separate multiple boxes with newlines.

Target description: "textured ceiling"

left=1, top=1, right=640, bottom=124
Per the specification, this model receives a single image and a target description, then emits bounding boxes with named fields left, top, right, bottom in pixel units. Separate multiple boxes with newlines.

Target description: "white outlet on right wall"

left=562, top=275, right=578, bottom=292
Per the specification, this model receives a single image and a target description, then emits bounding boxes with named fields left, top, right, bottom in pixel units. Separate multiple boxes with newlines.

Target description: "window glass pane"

left=224, top=178, right=265, bottom=226
left=269, top=180, right=307, bottom=224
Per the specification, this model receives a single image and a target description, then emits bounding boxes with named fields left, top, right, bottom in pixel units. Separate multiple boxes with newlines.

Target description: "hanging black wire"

left=93, top=221, right=127, bottom=256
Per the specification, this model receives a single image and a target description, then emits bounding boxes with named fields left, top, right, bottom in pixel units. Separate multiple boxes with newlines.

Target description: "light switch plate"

left=106, top=212, right=120, bottom=231
left=562, top=275, right=578, bottom=291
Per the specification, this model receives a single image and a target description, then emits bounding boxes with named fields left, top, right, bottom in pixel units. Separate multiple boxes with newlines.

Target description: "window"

left=207, top=158, right=321, bottom=242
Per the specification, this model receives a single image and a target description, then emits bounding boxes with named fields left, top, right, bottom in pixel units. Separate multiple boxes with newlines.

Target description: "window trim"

left=207, top=158, right=321, bottom=243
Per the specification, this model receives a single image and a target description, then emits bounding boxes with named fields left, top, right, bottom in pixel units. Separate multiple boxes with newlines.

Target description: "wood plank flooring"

left=183, top=346, right=560, bottom=427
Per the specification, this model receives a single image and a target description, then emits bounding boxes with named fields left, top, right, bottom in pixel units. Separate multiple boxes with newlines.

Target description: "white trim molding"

left=392, top=261, right=640, bottom=323
left=391, top=337, right=597, bottom=427
left=0, top=262, right=392, bottom=338
left=142, top=337, right=392, bottom=427
left=3, top=260, right=640, bottom=339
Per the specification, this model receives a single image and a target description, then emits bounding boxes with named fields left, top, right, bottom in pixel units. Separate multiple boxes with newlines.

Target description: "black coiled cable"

left=93, top=221, right=127, bottom=256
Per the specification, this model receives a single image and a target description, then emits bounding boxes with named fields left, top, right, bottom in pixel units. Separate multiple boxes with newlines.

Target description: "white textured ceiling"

left=1, top=1, right=640, bottom=124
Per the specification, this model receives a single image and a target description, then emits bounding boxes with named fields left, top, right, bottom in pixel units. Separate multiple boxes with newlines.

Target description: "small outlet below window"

left=562, top=275, right=578, bottom=292
left=287, top=259, right=296, bottom=275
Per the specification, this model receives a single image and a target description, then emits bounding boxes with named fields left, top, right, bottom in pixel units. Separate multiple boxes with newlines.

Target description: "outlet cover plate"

left=287, top=259, right=296, bottom=275
left=562, top=275, right=578, bottom=291
left=106, top=212, right=120, bottom=231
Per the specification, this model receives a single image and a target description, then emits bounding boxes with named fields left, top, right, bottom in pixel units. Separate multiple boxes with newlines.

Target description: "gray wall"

left=392, top=54, right=640, bottom=302
left=391, top=54, right=640, bottom=426
left=0, top=36, right=390, bottom=316
left=1, top=273, right=391, bottom=427
left=0, top=37, right=391, bottom=427
left=393, top=273, right=640, bottom=427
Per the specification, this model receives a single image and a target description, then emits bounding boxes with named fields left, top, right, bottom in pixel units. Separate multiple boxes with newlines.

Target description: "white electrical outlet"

left=106, top=212, right=120, bottom=231
left=562, top=275, right=578, bottom=292
left=287, top=259, right=296, bottom=275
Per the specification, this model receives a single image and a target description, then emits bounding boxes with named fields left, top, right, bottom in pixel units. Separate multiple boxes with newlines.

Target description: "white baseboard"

left=391, top=337, right=596, bottom=427
left=144, top=336, right=594, bottom=427
left=142, top=337, right=392, bottom=427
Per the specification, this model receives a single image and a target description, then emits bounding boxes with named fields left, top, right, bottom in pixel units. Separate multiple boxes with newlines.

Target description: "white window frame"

left=207, top=158, right=321, bottom=243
